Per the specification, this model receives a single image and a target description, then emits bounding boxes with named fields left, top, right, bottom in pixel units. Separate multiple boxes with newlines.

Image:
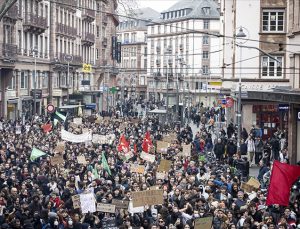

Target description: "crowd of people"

left=0, top=107, right=299, bottom=229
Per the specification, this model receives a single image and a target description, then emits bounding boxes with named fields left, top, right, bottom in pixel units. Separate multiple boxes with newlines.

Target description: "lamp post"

left=235, top=27, right=247, bottom=152
left=165, top=46, right=172, bottom=124
left=64, top=54, right=73, bottom=105
left=32, top=47, right=38, bottom=116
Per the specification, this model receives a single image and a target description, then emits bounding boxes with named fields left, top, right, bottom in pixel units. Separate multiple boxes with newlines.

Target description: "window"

left=20, top=71, right=28, bottom=89
left=158, top=25, right=161, bottom=34
left=60, top=73, right=67, bottom=86
left=96, top=48, right=99, bottom=60
left=43, top=72, right=48, bottom=88
left=262, top=56, right=283, bottom=77
left=96, top=26, right=100, bottom=37
left=7, top=75, right=15, bottom=90
left=151, top=26, right=154, bottom=34
left=203, top=51, right=209, bottom=59
left=203, top=7, right=210, bottom=15
left=262, top=10, right=284, bottom=32
left=195, top=82, right=202, bottom=90
left=203, top=36, right=209, bottom=45
left=204, top=20, right=209, bottom=29
left=202, top=65, right=209, bottom=74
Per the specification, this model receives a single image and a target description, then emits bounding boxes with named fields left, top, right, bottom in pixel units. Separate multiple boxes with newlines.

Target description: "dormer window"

left=203, top=7, right=210, bottom=15
left=179, top=10, right=181, bottom=17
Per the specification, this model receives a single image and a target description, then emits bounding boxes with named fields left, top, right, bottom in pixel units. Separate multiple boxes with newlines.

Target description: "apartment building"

left=147, top=0, right=221, bottom=107
left=116, top=7, right=159, bottom=101
left=0, top=0, right=118, bottom=120
left=220, top=0, right=289, bottom=137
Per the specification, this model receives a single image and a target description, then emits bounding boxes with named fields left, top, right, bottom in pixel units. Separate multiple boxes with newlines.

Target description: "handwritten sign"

left=140, top=152, right=155, bottom=163
left=72, top=195, right=81, bottom=209
left=55, top=142, right=65, bottom=153
left=73, top=118, right=82, bottom=125
left=130, top=164, right=145, bottom=174
left=111, top=199, right=129, bottom=209
left=77, top=155, right=87, bottom=165
left=156, top=172, right=166, bottom=180
left=247, top=177, right=260, bottom=189
left=97, top=203, right=116, bottom=213
left=156, top=141, right=169, bottom=153
left=157, top=159, right=172, bottom=172
left=132, top=190, right=163, bottom=207
left=181, top=144, right=191, bottom=157
left=163, top=133, right=177, bottom=143
left=194, top=217, right=213, bottom=229
left=51, top=154, right=64, bottom=166
left=80, top=192, right=96, bottom=214
left=102, top=217, right=118, bottom=229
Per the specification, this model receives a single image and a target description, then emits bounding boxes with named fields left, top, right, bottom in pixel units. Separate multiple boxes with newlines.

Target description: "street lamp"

left=236, top=27, right=247, bottom=153
left=64, top=54, right=73, bottom=105
left=32, top=47, right=38, bottom=116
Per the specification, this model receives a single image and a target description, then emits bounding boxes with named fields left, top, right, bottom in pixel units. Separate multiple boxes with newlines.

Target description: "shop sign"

left=30, top=89, right=42, bottom=99
left=85, top=103, right=96, bottom=110
left=278, top=104, right=289, bottom=111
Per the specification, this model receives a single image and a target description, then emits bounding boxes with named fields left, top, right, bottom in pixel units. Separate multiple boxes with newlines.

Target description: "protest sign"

left=157, top=159, right=172, bottom=172
left=150, top=186, right=160, bottom=190
left=241, top=182, right=254, bottom=193
left=16, top=126, right=21, bottom=135
left=131, top=190, right=164, bottom=207
left=140, top=151, right=155, bottom=163
left=163, top=133, right=177, bottom=143
left=102, top=217, right=118, bottom=229
left=130, top=164, right=145, bottom=174
left=92, top=134, right=115, bottom=144
left=96, top=203, right=116, bottom=213
left=181, top=144, right=191, bottom=157
left=73, top=117, right=82, bottom=125
left=156, top=172, right=166, bottom=180
left=156, top=141, right=169, bottom=153
left=128, top=201, right=144, bottom=214
left=61, top=129, right=92, bottom=143
left=80, top=192, right=96, bottom=214
left=51, top=154, right=64, bottom=166
left=247, top=177, right=260, bottom=189
left=72, top=195, right=81, bottom=209
left=77, top=155, right=87, bottom=165
left=194, top=217, right=213, bottom=229
left=54, top=142, right=65, bottom=153
left=111, top=199, right=129, bottom=209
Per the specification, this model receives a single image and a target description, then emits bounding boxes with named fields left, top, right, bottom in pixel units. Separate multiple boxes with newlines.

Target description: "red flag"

left=142, top=131, right=152, bottom=153
left=266, top=161, right=300, bottom=206
left=134, top=144, right=137, bottom=154
left=117, top=135, right=129, bottom=153
left=41, top=123, right=52, bottom=133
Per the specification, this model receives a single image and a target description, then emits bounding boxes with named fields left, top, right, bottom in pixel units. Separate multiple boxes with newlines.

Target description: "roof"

left=152, top=0, right=220, bottom=24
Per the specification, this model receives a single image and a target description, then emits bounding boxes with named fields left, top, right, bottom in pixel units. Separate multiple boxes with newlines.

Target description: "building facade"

left=0, top=0, right=118, bottom=120
left=220, top=0, right=290, bottom=138
left=147, top=0, right=222, bottom=108
left=116, top=7, right=159, bottom=102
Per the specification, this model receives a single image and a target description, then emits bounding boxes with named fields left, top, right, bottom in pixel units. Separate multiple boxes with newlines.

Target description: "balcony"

left=23, top=13, right=47, bottom=34
left=56, top=23, right=77, bottom=39
left=53, top=53, right=83, bottom=66
left=0, top=43, right=17, bottom=63
left=82, top=33, right=95, bottom=46
left=102, top=60, right=108, bottom=66
left=102, top=37, right=108, bottom=47
left=56, top=0, right=77, bottom=12
left=82, top=9, right=95, bottom=22
left=3, top=5, right=18, bottom=22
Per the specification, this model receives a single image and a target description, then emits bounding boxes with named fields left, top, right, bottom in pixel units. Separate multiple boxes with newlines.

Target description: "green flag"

left=55, top=111, right=66, bottom=122
left=30, top=148, right=46, bottom=161
left=101, top=152, right=111, bottom=175
left=199, top=155, right=206, bottom=162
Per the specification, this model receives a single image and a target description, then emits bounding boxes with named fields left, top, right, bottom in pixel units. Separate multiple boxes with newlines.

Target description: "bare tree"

left=117, top=0, right=139, bottom=16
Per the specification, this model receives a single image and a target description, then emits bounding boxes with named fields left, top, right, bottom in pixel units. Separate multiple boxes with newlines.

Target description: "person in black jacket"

left=227, top=139, right=237, bottom=165
left=214, top=139, right=225, bottom=161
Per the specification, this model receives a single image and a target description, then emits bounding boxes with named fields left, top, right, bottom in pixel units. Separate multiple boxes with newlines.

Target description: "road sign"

left=64, top=54, right=73, bottom=62
left=110, top=87, right=117, bottom=94
left=82, top=64, right=92, bottom=73
left=47, top=104, right=55, bottom=113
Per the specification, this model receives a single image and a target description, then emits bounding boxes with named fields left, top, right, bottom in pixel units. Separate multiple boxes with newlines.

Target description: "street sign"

left=82, top=64, right=92, bottom=73
left=110, top=87, right=117, bottom=94
left=64, top=54, right=73, bottom=62
left=47, top=104, right=55, bottom=113
left=111, top=36, right=117, bottom=60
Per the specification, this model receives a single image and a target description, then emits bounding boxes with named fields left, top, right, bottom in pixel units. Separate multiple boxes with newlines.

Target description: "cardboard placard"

left=77, top=155, right=87, bottom=165
left=73, top=117, right=82, bottom=125
left=102, top=217, right=118, bottom=229
left=140, top=152, right=155, bottom=163
left=97, top=203, right=116, bottom=213
left=80, top=192, right=96, bottom=214
left=247, top=177, right=260, bottom=189
left=181, top=144, right=191, bottom=157
left=55, top=142, right=65, bottom=153
left=156, top=141, right=169, bottom=153
left=194, top=217, right=213, bottom=229
left=157, top=159, right=172, bottom=172
left=131, top=190, right=164, bottom=207
left=241, top=182, right=255, bottom=193
left=51, top=154, right=64, bottom=166
left=163, top=133, right=177, bottom=143
left=111, top=199, right=129, bottom=209
left=130, top=164, right=145, bottom=174
left=150, top=186, right=160, bottom=190
left=72, top=195, right=81, bottom=209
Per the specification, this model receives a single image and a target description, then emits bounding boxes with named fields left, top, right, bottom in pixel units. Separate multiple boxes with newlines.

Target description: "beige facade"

left=0, top=0, right=118, bottom=119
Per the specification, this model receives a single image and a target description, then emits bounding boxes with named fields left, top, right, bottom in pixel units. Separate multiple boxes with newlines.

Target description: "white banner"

left=92, top=134, right=115, bottom=144
left=73, top=118, right=82, bottom=125
left=80, top=192, right=96, bottom=214
left=140, top=152, right=155, bottom=163
left=61, top=129, right=92, bottom=143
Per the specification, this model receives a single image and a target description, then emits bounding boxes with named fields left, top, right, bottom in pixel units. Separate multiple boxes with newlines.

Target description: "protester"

left=0, top=104, right=299, bottom=229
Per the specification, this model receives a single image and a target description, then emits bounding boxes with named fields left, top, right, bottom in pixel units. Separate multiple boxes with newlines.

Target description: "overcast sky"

left=138, top=0, right=177, bottom=12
